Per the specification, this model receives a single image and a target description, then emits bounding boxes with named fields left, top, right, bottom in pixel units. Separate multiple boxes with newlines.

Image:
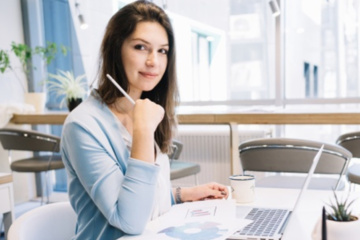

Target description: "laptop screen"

left=281, top=144, right=324, bottom=239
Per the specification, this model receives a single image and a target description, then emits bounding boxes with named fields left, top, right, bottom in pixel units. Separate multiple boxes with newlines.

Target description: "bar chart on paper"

left=186, top=206, right=217, bottom=218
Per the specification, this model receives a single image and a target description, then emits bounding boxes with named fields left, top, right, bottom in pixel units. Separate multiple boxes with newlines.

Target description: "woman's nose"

left=146, top=52, right=157, bottom=67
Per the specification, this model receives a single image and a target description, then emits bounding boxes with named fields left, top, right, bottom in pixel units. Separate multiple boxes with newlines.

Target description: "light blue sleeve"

left=62, top=120, right=160, bottom=234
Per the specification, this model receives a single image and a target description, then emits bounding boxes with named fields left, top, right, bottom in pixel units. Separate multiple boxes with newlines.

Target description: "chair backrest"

left=8, top=202, right=77, bottom=240
left=0, top=128, right=60, bottom=153
left=239, top=138, right=352, bottom=175
left=168, top=139, right=183, bottom=161
left=336, top=131, right=360, bottom=158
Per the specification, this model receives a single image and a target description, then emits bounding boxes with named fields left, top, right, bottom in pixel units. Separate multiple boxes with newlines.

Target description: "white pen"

left=106, top=73, right=135, bottom=105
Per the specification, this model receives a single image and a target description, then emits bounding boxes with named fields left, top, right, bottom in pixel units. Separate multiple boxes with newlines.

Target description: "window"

left=190, top=32, right=212, bottom=101
left=164, top=0, right=360, bottom=106
left=229, top=0, right=275, bottom=101
left=284, top=0, right=360, bottom=100
left=168, top=0, right=276, bottom=105
left=171, top=13, right=227, bottom=104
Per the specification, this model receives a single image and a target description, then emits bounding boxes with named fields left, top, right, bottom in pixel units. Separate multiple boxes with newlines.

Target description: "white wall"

left=68, top=0, right=114, bottom=87
left=158, top=0, right=229, bottom=30
left=0, top=0, right=27, bottom=104
left=0, top=0, right=38, bottom=204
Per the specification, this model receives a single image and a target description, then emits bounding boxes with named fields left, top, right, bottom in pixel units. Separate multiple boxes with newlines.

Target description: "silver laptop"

left=227, top=145, right=324, bottom=240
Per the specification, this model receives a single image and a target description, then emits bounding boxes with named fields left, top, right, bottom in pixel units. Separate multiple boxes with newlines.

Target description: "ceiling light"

left=75, top=1, right=88, bottom=30
left=269, top=0, right=280, bottom=17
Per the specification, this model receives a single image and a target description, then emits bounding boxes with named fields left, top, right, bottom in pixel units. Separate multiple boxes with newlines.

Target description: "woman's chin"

left=141, top=84, right=159, bottom=92
left=142, top=88, right=156, bottom=93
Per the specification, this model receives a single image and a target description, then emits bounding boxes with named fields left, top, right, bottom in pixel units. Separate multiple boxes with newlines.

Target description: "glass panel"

left=284, top=0, right=360, bottom=99
left=171, top=13, right=227, bottom=103
left=148, top=0, right=276, bottom=103
left=228, top=0, right=275, bottom=100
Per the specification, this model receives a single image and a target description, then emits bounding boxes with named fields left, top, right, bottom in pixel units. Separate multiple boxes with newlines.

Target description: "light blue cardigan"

left=61, top=90, right=173, bottom=240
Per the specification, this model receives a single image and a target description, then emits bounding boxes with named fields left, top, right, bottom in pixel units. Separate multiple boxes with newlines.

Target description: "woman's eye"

left=159, top=48, right=168, bottom=55
left=134, top=44, right=146, bottom=50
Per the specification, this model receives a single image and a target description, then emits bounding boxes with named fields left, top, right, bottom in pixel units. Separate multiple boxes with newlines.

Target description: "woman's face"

left=121, top=21, right=169, bottom=99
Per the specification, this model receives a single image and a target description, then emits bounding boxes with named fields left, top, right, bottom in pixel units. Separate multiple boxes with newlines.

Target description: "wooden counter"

left=10, top=112, right=360, bottom=125
left=0, top=173, right=13, bottom=185
left=11, top=113, right=68, bottom=125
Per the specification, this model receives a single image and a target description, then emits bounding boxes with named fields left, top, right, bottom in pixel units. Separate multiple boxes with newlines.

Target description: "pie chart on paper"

left=158, top=221, right=228, bottom=240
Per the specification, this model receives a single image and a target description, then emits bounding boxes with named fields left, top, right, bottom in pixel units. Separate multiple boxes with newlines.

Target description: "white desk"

left=0, top=173, right=15, bottom=240
left=131, top=188, right=358, bottom=240
left=236, top=188, right=360, bottom=240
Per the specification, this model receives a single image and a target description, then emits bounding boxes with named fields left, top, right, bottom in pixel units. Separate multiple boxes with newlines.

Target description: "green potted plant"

left=0, top=41, right=67, bottom=92
left=0, top=41, right=67, bottom=112
left=312, top=191, right=360, bottom=240
left=0, top=49, right=10, bottom=73
left=326, top=191, right=357, bottom=221
left=47, top=70, right=87, bottom=111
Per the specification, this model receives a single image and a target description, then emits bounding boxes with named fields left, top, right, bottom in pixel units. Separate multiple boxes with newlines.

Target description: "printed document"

left=122, top=199, right=252, bottom=240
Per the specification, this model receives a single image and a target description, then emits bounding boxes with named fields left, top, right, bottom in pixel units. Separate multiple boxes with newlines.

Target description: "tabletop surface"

left=123, top=187, right=360, bottom=240
left=236, top=188, right=360, bottom=240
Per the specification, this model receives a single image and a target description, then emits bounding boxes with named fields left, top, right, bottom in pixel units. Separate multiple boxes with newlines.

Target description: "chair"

left=239, top=138, right=352, bottom=190
left=0, top=128, right=64, bottom=203
left=8, top=201, right=76, bottom=240
left=169, top=139, right=200, bottom=185
left=336, top=131, right=360, bottom=188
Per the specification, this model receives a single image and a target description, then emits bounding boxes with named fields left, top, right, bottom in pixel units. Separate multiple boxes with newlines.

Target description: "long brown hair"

left=97, top=0, right=179, bottom=153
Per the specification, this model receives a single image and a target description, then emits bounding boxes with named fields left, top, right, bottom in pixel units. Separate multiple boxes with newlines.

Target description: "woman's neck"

left=115, top=95, right=137, bottom=112
left=109, top=97, right=134, bottom=135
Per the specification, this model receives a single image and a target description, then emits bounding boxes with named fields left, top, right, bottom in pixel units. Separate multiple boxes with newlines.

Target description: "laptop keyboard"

left=236, top=208, right=288, bottom=237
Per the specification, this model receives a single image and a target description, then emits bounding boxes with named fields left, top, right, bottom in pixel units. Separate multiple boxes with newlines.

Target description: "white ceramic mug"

left=229, top=175, right=255, bottom=203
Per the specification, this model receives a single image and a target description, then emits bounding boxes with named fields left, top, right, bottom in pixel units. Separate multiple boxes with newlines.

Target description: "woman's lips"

left=140, top=72, right=158, bottom=78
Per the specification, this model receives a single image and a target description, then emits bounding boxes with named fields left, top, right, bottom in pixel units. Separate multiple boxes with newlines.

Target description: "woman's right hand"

left=131, top=98, right=164, bottom=163
left=132, top=98, right=165, bottom=133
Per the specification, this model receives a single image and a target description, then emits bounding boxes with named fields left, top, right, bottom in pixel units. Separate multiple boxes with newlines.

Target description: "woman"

left=61, top=1, right=229, bottom=239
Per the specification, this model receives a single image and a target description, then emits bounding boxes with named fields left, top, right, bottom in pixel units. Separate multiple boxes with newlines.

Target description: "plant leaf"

left=47, top=70, right=87, bottom=108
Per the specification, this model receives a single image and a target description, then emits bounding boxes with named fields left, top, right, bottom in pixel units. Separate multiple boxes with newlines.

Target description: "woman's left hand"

left=181, top=182, right=229, bottom=202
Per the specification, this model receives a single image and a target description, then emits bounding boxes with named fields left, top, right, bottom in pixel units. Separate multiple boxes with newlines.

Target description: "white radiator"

left=171, top=124, right=270, bottom=187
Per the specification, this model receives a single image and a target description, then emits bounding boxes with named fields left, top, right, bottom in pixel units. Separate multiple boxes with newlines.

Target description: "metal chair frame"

left=336, top=131, right=360, bottom=190
left=0, top=128, right=64, bottom=204
left=169, top=139, right=200, bottom=185
left=239, top=138, right=352, bottom=190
